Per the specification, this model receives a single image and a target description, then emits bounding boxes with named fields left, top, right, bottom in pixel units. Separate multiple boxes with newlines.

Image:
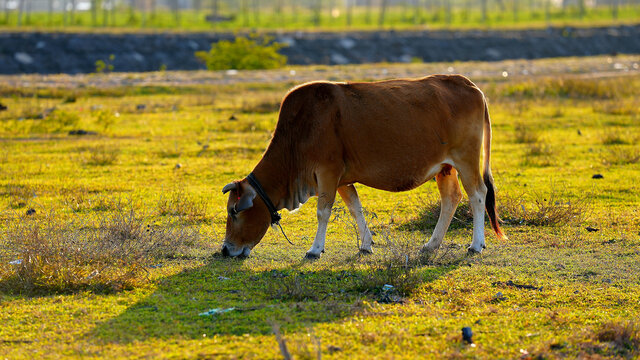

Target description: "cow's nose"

left=221, top=244, right=231, bottom=257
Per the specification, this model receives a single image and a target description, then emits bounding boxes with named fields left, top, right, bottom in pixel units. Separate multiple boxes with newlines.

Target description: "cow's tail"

left=482, top=97, right=507, bottom=240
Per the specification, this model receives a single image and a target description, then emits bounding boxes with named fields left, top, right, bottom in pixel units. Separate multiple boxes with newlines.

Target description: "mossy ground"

left=1, top=56, right=639, bottom=359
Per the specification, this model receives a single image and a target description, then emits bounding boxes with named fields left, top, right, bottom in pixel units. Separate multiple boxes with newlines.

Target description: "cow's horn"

left=222, top=182, right=237, bottom=194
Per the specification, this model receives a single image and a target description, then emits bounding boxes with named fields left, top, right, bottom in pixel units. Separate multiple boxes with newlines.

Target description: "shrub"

left=30, top=109, right=80, bottom=133
left=80, top=145, right=120, bottom=166
left=514, top=122, right=540, bottom=144
left=195, top=35, right=287, bottom=70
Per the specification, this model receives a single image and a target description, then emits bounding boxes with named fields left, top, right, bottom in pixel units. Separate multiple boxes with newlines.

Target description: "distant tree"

left=545, top=0, right=550, bottom=22
left=91, top=0, right=97, bottom=26
left=252, top=0, right=259, bottom=24
left=413, top=0, right=421, bottom=25
left=17, top=0, right=24, bottom=25
left=379, top=0, right=388, bottom=27
left=312, top=0, right=322, bottom=27
left=365, top=0, right=372, bottom=24
left=481, top=0, right=487, bottom=22
left=241, top=0, right=249, bottom=26
left=171, top=0, right=180, bottom=25
left=444, top=0, right=451, bottom=24
left=70, top=0, right=76, bottom=24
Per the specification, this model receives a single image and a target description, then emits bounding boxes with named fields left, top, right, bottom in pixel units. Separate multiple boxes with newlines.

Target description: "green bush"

left=195, top=35, right=287, bottom=70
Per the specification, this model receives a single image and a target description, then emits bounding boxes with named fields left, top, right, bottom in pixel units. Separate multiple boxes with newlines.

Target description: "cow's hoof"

left=420, top=244, right=438, bottom=254
left=304, top=252, right=321, bottom=260
left=466, top=247, right=483, bottom=256
left=359, top=248, right=373, bottom=255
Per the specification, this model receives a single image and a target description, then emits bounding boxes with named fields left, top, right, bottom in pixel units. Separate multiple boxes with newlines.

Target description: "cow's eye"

left=228, top=208, right=238, bottom=221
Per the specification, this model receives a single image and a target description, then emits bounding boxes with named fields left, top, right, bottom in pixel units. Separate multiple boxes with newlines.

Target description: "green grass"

left=1, top=4, right=640, bottom=32
left=1, top=56, right=640, bottom=358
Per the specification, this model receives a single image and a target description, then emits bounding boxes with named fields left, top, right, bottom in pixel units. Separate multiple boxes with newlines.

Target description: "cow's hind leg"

left=338, top=184, right=374, bottom=254
left=305, top=169, right=339, bottom=260
left=421, top=165, right=462, bottom=254
left=456, top=162, right=488, bottom=254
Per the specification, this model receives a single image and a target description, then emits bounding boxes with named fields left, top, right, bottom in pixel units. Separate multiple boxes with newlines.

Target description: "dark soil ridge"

left=1, top=25, right=639, bottom=74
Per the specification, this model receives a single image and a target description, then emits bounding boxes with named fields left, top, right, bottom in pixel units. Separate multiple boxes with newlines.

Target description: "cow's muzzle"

left=221, top=243, right=251, bottom=258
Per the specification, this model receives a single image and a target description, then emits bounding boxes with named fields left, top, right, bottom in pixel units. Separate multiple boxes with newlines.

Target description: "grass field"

left=2, top=4, right=640, bottom=32
left=1, top=55, right=639, bottom=359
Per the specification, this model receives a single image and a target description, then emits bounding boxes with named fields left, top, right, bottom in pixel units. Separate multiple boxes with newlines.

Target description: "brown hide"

left=255, top=74, right=484, bottom=198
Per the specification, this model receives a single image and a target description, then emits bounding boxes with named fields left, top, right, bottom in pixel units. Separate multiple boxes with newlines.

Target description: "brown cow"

left=221, top=74, right=506, bottom=258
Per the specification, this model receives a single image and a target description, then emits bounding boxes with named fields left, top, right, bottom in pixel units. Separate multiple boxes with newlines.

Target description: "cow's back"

left=333, top=75, right=486, bottom=191
left=263, top=75, right=486, bottom=194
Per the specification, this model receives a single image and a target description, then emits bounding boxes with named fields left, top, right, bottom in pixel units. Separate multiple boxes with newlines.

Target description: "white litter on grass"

left=199, top=308, right=235, bottom=316
left=9, top=259, right=23, bottom=265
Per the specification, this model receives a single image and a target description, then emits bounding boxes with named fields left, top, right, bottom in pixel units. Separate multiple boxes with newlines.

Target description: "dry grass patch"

left=157, top=189, right=209, bottom=223
left=514, top=122, right=541, bottom=144
left=500, top=190, right=589, bottom=227
left=0, top=207, right=201, bottom=295
left=602, top=146, right=640, bottom=165
left=79, top=145, right=121, bottom=166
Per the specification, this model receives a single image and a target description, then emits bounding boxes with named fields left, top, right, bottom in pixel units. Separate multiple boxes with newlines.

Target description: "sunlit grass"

left=0, top=57, right=639, bottom=359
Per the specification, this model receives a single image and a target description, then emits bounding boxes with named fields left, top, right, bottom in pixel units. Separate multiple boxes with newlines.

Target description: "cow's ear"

left=235, top=184, right=257, bottom=213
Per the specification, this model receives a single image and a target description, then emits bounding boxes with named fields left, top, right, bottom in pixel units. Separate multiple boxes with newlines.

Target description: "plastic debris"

left=218, top=276, right=230, bottom=280
left=382, top=284, right=394, bottom=292
left=199, top=308, right=235, bottom=316
left=9, top=259, right=23, bottom=265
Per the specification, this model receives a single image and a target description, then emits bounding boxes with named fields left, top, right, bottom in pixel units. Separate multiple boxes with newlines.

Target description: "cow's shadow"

left=91, top=254, right=458, bottom=343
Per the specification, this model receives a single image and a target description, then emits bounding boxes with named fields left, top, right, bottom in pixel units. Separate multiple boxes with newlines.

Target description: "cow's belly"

left=346, top=159, right=448, bottom=193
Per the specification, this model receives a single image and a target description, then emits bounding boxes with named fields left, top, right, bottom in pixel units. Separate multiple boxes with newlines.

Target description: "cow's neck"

left=252, top=156, right=314, bottom=212
left=251, top=161, right=289, bottom=212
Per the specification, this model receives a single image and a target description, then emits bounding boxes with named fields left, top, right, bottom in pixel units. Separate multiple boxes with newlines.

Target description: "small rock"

left=14, top=52, right=33, bottom=65
left=228, top=114, right=238, bottom=121
left=136, top=104, right=146, bottom=111
left=0, top=103, right=7, bottom=111
left=577, top=129, right=582, bottom=135
left=491, top=292, right=506, bottom=302
left=339, top=37, right=356, bottom=49
left=327, top=345, right=343, bottom=353
left=462, top=327, right=473, bottom=343
left=174, top=163, right=182, bottom=169
left=330, top=53, right=349, bottom=65
left=585, top=226, right=599, bottom=232
left=26, top=208, right=36, bottom=216
left=592, top=174, right=604, bottom=179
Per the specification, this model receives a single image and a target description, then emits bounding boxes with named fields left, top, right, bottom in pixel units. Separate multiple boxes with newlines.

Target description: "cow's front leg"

left=305, top=172, right=338, bottom=260
left=338, top=184, right=373, bottom=254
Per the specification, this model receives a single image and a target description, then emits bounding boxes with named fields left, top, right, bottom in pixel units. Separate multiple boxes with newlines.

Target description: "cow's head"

left=221, top=179, right=271, bottom=257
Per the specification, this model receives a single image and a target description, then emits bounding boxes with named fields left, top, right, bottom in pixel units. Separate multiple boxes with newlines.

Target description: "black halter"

left=246, top=172, right=281, bottom=225
left=246, top=173, right=293, bottom=245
